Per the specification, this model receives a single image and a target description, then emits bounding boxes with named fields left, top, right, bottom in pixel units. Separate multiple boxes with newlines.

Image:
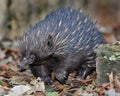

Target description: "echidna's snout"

left=18, top=54, right=36, bottom=69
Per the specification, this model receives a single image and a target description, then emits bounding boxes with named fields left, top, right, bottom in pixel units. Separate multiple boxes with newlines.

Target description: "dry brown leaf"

left=33, top=91, right=45, bottom=96
left=97, top=82, right=112, bottom=94
left=114, top=76, right=120, bottom=92
left=57, top=84, right=68, bottom=90
left=109, top=71, right=114, bottom=89
left=103, top=33, right=117, bottom=44
left=75, top=78, right=92, bottom=84
left=0, top=64, right=17, bottom=78
left=98, top=82, right=113, bottom=90
left=99, top=88, right=106, bottom=95
left=9, top=63, right=19, bottom=72
left=109, top=72, right=114, bottom=83
left=0, top=64, right=9, bottom=71
left=105, top=84, right=113, bottom=90
left=72, top=88, right=82, bottom=96
left=6, top=47, right=19, bottom=54
left=53, top=81, right=70, bottom=91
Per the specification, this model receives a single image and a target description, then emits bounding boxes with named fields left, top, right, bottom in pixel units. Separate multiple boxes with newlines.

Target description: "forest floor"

left=0, top=38, right=120, bottom=96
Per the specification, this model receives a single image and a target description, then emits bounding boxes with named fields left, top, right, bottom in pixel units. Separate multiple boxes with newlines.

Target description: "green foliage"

left=46, top=91, right=58, bottom=96
left=0, top=80, right=4, bottom=85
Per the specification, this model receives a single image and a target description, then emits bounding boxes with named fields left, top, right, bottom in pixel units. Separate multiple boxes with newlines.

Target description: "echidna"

left=18, top=8, right=105, bottom=84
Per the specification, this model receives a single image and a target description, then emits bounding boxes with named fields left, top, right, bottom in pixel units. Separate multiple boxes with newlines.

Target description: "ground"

left=0, top=38, right=120, bottom=96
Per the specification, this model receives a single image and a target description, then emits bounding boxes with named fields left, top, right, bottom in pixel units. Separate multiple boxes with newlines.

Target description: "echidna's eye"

left=30, top=55, right=35, bottom=61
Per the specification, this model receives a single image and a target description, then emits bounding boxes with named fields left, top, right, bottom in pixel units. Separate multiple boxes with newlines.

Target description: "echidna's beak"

left=18, top=58, right=29, bottom=69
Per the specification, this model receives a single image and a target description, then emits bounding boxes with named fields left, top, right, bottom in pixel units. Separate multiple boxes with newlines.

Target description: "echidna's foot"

left=77, top=67, right=94, bottom=80
left=41, top=76, right=53, bottom=85
left=30, top=65, right=53, bottom=85
left=54, top=68, right=68, bottom=84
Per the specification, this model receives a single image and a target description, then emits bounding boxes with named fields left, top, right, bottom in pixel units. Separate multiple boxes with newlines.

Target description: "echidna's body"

left=19, top=8, right=105, bottom=84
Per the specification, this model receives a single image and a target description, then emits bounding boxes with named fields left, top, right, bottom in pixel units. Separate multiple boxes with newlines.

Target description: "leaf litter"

left=0, top=39, right=120, bottom=96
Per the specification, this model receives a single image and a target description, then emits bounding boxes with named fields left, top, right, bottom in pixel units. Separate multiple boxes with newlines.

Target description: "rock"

left=95, top=44, right=120, bottom=83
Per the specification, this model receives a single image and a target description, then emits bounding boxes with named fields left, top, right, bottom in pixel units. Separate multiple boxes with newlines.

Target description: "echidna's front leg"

left=30, top=64, right=53, bottom=85
left=54, top=66, right=68, bottom=84
left=54, top=59, right=71, bottom=84
left=40, top=65, right=54, bottom=84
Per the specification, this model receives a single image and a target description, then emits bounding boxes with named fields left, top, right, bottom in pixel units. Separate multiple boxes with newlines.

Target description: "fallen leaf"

left=114, top=76, right=120, bottom=92
left=5, top=85, right=31, bottom=96
left=2, top=41, right=12, bottom=48
left=53, top=81, right=69, bottom=91
left=0, top=49, right=6, bottom=59
left=6, top=47, right=19, bottom=54
left=0, top=57, right=13, bottom=64
left=72, top=88, right=83, bottom=96
left=0, top=64, right=9, bottom=71
left=99, top=88, right=105, bottom=95
left=31, top=77, right=45, bottom=92
left=75, top=78, right=92, bottom=84
left=80, top=93, right=95, bottom=96
left=33, top=91, right=45, bottom=96
left=109, top=72, right=114, bottom=89
left=57, top=85, right=68, bottom=90
left=105, top=89, right=116, bottom=96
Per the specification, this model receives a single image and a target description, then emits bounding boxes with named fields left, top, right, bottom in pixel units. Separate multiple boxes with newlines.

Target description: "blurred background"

left=0, top=0, right=120, bottom=42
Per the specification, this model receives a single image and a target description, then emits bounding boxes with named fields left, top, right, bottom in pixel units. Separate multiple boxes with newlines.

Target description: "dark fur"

left=19, top=8, right=105, bottom=84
